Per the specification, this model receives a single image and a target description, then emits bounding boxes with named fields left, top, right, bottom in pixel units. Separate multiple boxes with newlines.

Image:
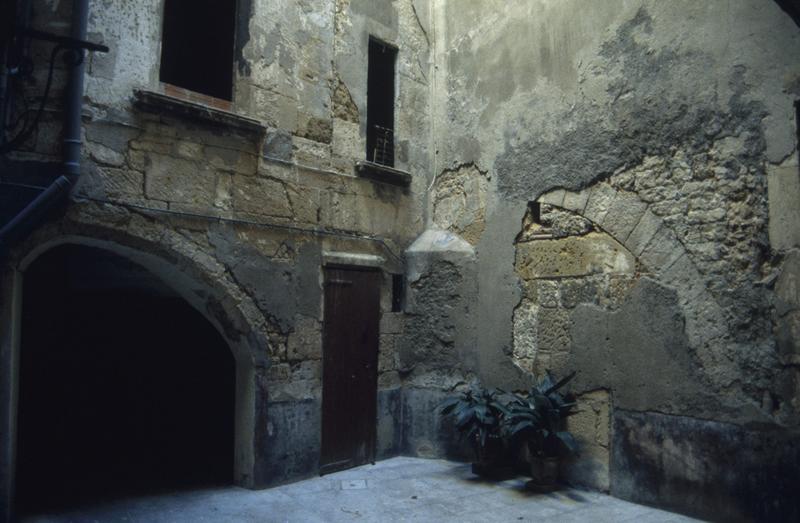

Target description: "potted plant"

left=505, top=371, right=579, bottom=489
left=439, top=387, right=513, bottom=477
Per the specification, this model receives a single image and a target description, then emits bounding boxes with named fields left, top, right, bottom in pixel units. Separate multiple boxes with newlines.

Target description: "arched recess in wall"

left=2, top=222, right=271, bottom=502
left=533, top=184, right=729, bottom=382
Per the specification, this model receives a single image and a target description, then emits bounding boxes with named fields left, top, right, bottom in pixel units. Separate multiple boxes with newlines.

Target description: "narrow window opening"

left=391, top=274, right=404, bottom=312
left=159, top=0, right=236, bottom=101
left=367, top=38, right=397, bottom=167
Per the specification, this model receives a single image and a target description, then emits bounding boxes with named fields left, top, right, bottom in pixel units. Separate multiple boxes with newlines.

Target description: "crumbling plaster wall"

left=400, top=0, right=800, bottom=519
left=5, top=0, right=433, bottom=490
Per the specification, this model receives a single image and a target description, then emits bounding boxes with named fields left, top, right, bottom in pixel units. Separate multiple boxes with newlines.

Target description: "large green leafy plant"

left=440, top=387, right=510, bottom=459
left=505, top=371, right=579, bottom=458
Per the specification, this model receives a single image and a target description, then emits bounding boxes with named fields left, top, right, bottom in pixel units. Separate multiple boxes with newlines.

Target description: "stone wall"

left=3, top=0, right=800, bottom=520
left=401, top=0, right=800, bottom=520
left=2, top=0, right=433, bottom=496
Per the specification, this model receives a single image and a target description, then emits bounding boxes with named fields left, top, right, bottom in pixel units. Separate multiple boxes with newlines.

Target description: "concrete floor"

left=22, top=457, right=702, bottom=522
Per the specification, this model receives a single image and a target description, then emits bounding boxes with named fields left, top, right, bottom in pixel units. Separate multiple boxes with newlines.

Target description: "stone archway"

left=1, top=219, right=272, bottom=518
left=16, top=243, right=237, bottom=510
left=536, top=184, right=728, bottom=381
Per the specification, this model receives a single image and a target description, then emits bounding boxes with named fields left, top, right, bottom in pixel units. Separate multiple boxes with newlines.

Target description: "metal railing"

left=370, top=124, right=394, bottom=166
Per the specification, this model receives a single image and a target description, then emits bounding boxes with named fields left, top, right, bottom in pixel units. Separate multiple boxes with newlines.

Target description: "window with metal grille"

left=159, top=0, right=236, bottom=101
left=366, top=38, right=397, bottom=167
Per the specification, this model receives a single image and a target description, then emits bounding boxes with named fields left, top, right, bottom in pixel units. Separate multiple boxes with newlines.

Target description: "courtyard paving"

left=23, top=457, right=702, bottom=522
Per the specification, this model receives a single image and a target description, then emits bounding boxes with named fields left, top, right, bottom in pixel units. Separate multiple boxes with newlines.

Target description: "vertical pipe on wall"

left=63, top=0, right=89, bottom=179
left=0, top=0, right=90, bottom=258
left=0, top=2, right=92, bottom=519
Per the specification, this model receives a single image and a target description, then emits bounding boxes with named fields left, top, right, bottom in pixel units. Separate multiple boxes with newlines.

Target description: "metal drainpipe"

left=0, top=0, right=90, bottom=258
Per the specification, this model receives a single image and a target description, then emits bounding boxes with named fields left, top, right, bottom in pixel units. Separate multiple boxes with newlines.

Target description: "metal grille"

left=370, top=124, right=394, bottom=166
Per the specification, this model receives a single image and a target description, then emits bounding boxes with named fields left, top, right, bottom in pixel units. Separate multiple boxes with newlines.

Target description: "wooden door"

left=320, top=267, right=381, bottom=474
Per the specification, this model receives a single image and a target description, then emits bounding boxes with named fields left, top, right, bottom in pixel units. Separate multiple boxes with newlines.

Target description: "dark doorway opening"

left=366, top=38, right=397, bottom=167
left=15, top=245, right=235, bottom=514
left=320, top=267, right=380, bottom=475
left=159, top=0, right=236, bottom=100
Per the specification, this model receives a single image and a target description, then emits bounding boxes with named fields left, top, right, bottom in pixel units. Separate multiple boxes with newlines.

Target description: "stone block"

left=515, top=233, right=635, bottom=279
left=379, top=334, right=398, bottom=372
left=296, top=115, right=333, bottom=144
left=263, top=128, right=293, bottom=161
left=378, top=371, right=401, bottom=390
left=87, top=141, right=125, bottom=167
left=380, top=312, right=405, bottom=334
left=331, top=119, right=362, bottom=173
left=292, top=135, right=331, bottom=170
left=564, top=389, right=610, bottom=491
left=582, top=183, right=617, bottom=226
left=625, top=209, right=662, bottom=256
left=639, top=226, right=684, bottom=274
left=231, top=175, right=293, bottom=218
left=206, top=145, right=258, bottom=176
left=601, top=191, right=648, bottom=243
left=536, top=307, right=570, bottom=355
left=562, top=189, right=591, bottom=213
left=96, top=167, right=145, bottom=199
left=537, top=279, right=560, bottom=308
left=768, top=159, right=800, bottom=251
left=683, top=293, right=727, bottom=350
left=659, top=253, right=706, bottom=303
left=127, top=149, right=147, bottom=171
left=376, top=388, right=403, bottom=459
left=214, top=173, right=233, bottom=211
left=174, top=140, right=204, bottom=160
left=512, top=300, right=538, bottom=367
left=285, top=184, right=321, bottom=225
left=143, top=152, right=217, bottom=205
left=86, top=121, right=139, bottom=151
left=777, top=311, right=800, bottom=364
left=267, top=363, right=291, bottom=382
left=287, top=316, right=322, bottom=361
left=130, top=138, right=174, bottom=154
left=538, top=189, right=566, bottom=207
left=776, top=252, right=800, bottom=316
left=560, top=279, right=599, bottom=309
left=320, top=190, right=358, bottom=231
left=776, top=251, right=800, bottom=362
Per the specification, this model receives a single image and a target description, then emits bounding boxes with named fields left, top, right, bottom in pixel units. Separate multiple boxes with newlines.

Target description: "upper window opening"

left=367, top=38, right=397, bottom=167
left=159, top=0, right=236, bottom=101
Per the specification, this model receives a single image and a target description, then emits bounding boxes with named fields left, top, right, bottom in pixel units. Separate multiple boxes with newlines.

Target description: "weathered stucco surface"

left=405, top=0, right=800, bottom=519
left=2, top=0, right=432, bottom=499
left=2, top=0, right=800, bottom=521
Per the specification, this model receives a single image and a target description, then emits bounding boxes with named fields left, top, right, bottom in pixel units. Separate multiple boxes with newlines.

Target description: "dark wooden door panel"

left=321, top=267, right=380, bottom=474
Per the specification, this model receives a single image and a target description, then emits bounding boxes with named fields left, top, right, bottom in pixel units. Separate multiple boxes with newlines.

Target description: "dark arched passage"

left=15, top=244, right=235, bottom=513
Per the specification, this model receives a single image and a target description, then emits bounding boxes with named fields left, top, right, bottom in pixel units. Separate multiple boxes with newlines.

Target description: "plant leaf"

left=456, top=408, right=474, bottom=429
left=539, top=371, right=555, bottom=393
left=544, top=371, right=577, bottom=395
left=439, top=397, right=461, bottom=415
